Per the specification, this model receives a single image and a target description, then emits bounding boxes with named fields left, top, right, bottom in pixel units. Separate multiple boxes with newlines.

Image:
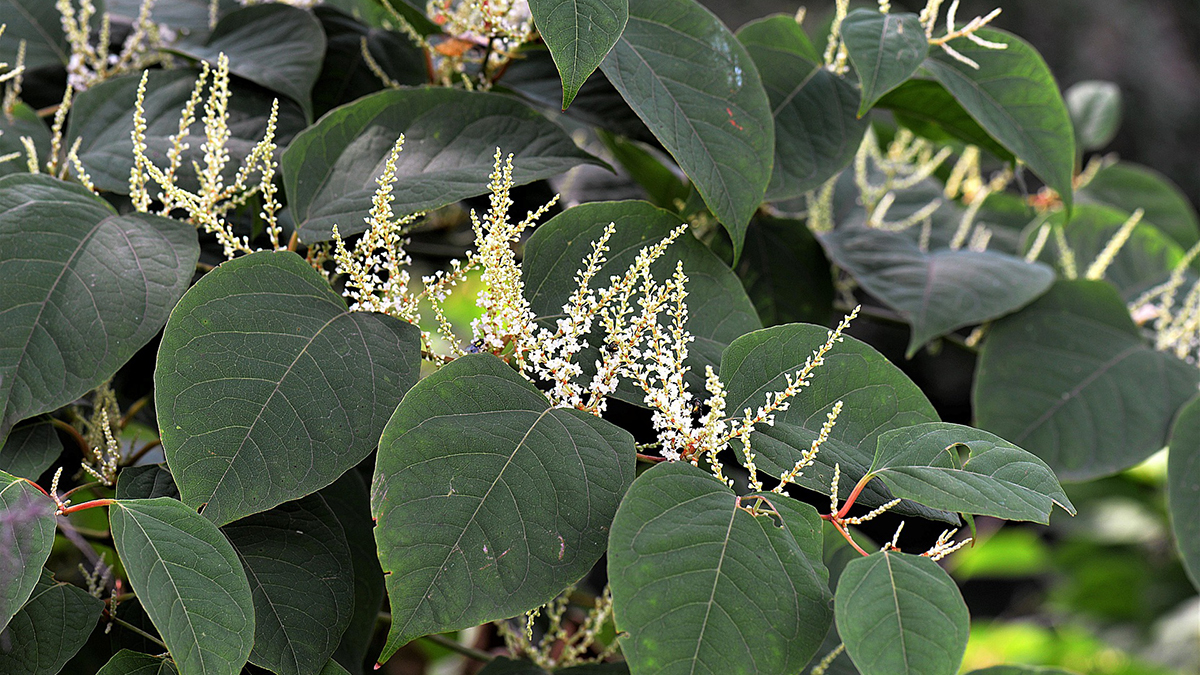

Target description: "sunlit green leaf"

left=1065, top=80, right=1122, bottom=152
left=0, top=471, right=55, bottom=633
left=373, top=354, right=634, bottom=659
left=156, top=250, right=421, bottom=526
left=609, top=462, right=831, bottom=674
left=923, top=29, right=1075, bottom=207
left=283, top=87, right=603, bottom=243
left=1077, top=161, right=1200, bottom=249
left=821, top=226, right=1054, bottom=357
left=842, top=9, right=929, bottom=114
left=0, top=570, right=103, bottom=674
left=110, top=498, right=255, bottom=675
left=224, top=495, right=354, bottom=675
left=738, top=15, right=867, bottom=202
left=601, top=0, right=774, bottom=257
left=529, top=0, right=628, bottom=109
left=0, top=175, right=198, bottom=443
left=835, top=552, right=969, bottom=675
left=866, top=422, right=1075, bottom=523
left=974, top=280, right=1199, bottom=480
left=719, top=324, right=955, bottom=522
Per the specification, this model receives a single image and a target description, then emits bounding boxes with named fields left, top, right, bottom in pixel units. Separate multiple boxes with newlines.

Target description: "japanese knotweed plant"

left=2, top=0, right=1199, bottom=674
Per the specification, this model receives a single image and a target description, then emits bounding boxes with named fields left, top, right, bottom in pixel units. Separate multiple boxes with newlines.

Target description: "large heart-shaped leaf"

left=0, top=175, right=198, bottom=443
left=223, top=494, right=353, bottom=675
left=529, top=0, right=628, bottom=110
left=600, top=0, right=774, bottom=257
left=372, top=354, right=634, bottom=659
left=68, top=69, right=307, bottom=195
left=1077, top=161, right=1200, bottom=249
left=821, top=227, right=1055, bottom=357
left=865, top=422, right=1075, bottom=524
left=0, top=418, right=61, bottom=480
left=116, top=464, right=181, bottom=501
left=842, top=9, right=929, bottom=114
left=156, top=250, right=421, bottom=526
left=609, top=462, right=831, bottom=675
left=323, top=472, right=384, bottom=675
left=110, top=498, right=255, bottom=675
left=171, top=4, right=326, bottom=120
left=719, top=324, right=955, bottom=522
left=923, top=29, right=1075, bottom=207
left=974, top=280, right=1199, bottom=481
left=835, top=552, right=969, bottom=675
left=96, top=649, right=181, bottom=675
left=737, top=15, right=868, bottom=202
left=0, top=470, right=55, bottom=633
left=282, top=87, right=603, bottom=243
left=1168, top=394, right=1200, bottom=591
left=522, top=200, right=760, bottom=405
left=0, top=570, right=103, bottom=674
left=0, top=0, right=67, bottom=70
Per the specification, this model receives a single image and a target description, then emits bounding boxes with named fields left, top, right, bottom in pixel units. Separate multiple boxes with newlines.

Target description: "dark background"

left=701, top=0, right=1200, bottom=209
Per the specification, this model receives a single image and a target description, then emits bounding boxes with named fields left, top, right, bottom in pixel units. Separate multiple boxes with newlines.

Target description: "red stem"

left=59, top=498, right=115, bottom=515
left=836, top=474, right=874, bottom=520
left=831, top=518, right=870, bottom=557
left=636, top=453, right=666, bottom=463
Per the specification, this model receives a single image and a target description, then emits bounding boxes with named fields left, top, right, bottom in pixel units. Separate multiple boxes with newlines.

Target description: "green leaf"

left=1065, top=80, right=1122, bottom=152
left=1036, top=205, right=1185, bottom=301
left=734, top=214, right=834, bottom=326
left=223, top=494, right=354, bottom=675
left=106, top=0, right=241, bottom=34
left=68, top=69, right=307, bottom=195
left=719, top=324, right=955, bottom=522
left=737, top=15, right=867, bottom=202
left=0, top=472, right=55, bottom=633
left=96, top=649, right=180, bottom=675
left=321, top=659, right=353, bottom=675
left=283, top=87, right=604, bottom=243
left=0, top=570, right=103, bottom=673
left=156, top=250, right=421, bottom=526
left=0, top=174, right=199, bottom=444
left=609, top=462, right=832, bottom=674
left=324, top=472, right=383, bottom=675
left=0, top=418, right=61, bottom=480
left=0, top=103, right=51, bottom=179
left=529, top=0, right=628, bottom=109
left=116, top=464, right=181, bottom=501
left=835, top=552, right=969, bottom=675
left=1168, top=394, right=1200, bottom=591
left=842, top=9, right=929, bottom=115
left=522, top=200, right=761, bottom=405
left=865, top=422, right=1075, bottom=524
left=372, top=354, right=634, bottom=659
left=923, top=29, right=1075, bottom=208
left=820, top=227, right=1055, bottom=357
left=110, top=498, right=255, bottom=675
left=171, top=4, right=326, bottom=120
left=877, top=79, right=1012, bottom=161
left=0, top=0, right=68, bottom=70
left=1076, top=161, right=1200, bottom=249
left=601, top=0, right=774, bottom=257
left=974, top=280, right=1200, bottom=480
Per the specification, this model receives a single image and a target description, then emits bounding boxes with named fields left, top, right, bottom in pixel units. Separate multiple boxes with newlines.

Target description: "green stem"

left=111, top=615, right=167, bottom=650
